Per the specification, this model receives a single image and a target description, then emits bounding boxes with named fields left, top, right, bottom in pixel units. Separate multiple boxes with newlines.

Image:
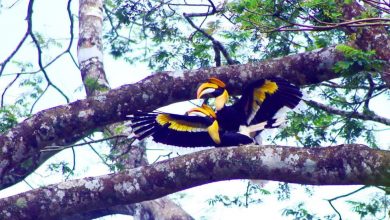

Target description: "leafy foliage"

left=207, top=182, right=270, bottom=207
left=334, top=45, right=384, bottom=75
left=347, top=193, right=389, bottom=219
left=84, top=76, right=109, bottom=92
left=47, top=161, right=74, bottom=176
left=282, top=203, right=319, bottom=220
left=275, top=182, right=291, bottom=201
left=276, top=44, right=385, bottom=147
left=0, top=105, right=25, bottom=133
left=282, top=202, right=336, bottom=220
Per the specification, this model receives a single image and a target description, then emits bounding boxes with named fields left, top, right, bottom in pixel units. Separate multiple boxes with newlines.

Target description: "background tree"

left=0, top=0, right=389, bottom=219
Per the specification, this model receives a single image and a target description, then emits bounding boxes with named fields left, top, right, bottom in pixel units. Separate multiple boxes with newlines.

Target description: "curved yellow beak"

left=208, top=120, right=221, bottom=144
left=187, top=104, right=217, bottom=118
left=215, top=89, right=229, bottom=111
left=187, top=106, right=208, bottom=117
left=197, top=82, right=218, bottom=99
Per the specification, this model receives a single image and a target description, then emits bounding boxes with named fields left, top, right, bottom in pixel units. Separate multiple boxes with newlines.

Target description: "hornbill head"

left=186, top=104, right=220, bottom=144
left=186, top=103, right=217, bottom=118
left=196, top=77, right=229, bottom=111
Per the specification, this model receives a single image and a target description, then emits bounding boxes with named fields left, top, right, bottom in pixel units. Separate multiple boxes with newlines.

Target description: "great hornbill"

left=196, top=77, right=303, bottom=142
left=127, top=104, right=253, bottom=147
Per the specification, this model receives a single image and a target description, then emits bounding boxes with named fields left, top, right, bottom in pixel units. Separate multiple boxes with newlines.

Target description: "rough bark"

left=0, top=46, right=346, bottom=189
left=63, top=197, right=192, bottom=220
left=75, top=0, right=194, bottom=218
left=105, top=143, right=194, bottom=220
left=0, top=144, right=389, bottom=219
left=66, top=140, right=194, bottom=220
left=78, top=0, right=109, bottom=96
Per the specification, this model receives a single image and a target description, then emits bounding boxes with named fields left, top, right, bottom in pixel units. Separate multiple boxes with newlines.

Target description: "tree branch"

left=327, top=186, right=368, bottom=219
left=75, top=0, right=193, bottom=218
left=27, top=0, right=70, bottom=103
left=0, top=0, right=32, bottom=76
left=183, top=1, right=236, bottom=65
left=0, top=45, right=346, bottom=189
left=0, top=144, right=389, bottom=219
left=78, top=0, right=109, bottom=96
left=62, top=198, right=194, bottom=220
left=306, top=100, right=390, bottom=126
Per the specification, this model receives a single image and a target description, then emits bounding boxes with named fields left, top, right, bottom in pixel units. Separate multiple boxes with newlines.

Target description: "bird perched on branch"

left=197, top=77, right=303, bottom=143
left=127, top=104, right=253, bottom=147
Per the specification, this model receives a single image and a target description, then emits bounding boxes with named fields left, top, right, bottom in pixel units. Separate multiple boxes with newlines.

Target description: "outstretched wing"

left=128, top=112, right=219, bottom=147
left=241, top=77, right=302, bottom=130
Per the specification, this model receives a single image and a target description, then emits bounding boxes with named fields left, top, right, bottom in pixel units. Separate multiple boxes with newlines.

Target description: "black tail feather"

left=127, top=112, right=161, bottom=141
left=133, top=122, right=157, bottom=135
left=131, top=118, right=156, bottom=128
left=128, top=114, right=157, bottom=122
left=136, top=126, right=160, bottom=140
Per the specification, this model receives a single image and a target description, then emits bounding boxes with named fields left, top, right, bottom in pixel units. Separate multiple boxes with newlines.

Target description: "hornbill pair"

left=128, top=77, right=302, bottom=147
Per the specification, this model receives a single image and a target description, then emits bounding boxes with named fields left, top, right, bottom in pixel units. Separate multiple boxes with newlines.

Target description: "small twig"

left=22, top=179, right=34, bottom=189
left=363, top=0, right=390, bottom=14
left=268, top=20, right=390, bottom=32
left=181, top=0, right=237, bottom=65
left=65, top=0, right=78, bottom=69
left=65, top=147, right=76, bottom=180
left=213, top=44, right=221, bottom=67
left=327, top=186, right=368, bottom=220
left=0, top=0, right=32, bottom=76
left=40, top=135, right=128, bottom=152
left=364, top=74, right=375, bottom=110
left=320, top=81, right=387, bottom=90
left=6, top=0, right=22, bottom=9
left=152, top=152, right=173, bottom=163
left=87, top=141, right=112, bottom=168
left=183, top=12, right=235, bottom=65
left=207, top=0, right=217, bottom=13
left=306, top=100, right=390, bottom=126
left=167, top=3, right=211, bottom=7
left=109, top=138, right=137, bottom=160
left=30, top=84, right=49, bottom=114
left=29, top=33, right=70, bottom=103
left=243, top=7, right=390, bottom=33
left=27, top=0, right=70, bottom=103
left=1, top=74, right=20, bottom=107
left=244, top=181, right=251, bottom=208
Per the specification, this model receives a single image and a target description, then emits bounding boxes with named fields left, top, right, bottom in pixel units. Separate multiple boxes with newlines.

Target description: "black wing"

left=128, top=112, right=219, bottom=147
left=234, top=77, right=302, bottom=134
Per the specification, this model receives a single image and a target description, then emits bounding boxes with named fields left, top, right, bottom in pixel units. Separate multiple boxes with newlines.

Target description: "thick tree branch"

left=306, top=100, right=390, bottom=126
left=0, top=144, right=389, bottom=219
left=0, top=46, right=345, bottom=189
left=78, top=0, right=109, bottom=96
left=62, top=142, right=193, bottom=220
left=63, top=199, right=193, bottom=220
left=76, top=0, right=192, bottom=218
